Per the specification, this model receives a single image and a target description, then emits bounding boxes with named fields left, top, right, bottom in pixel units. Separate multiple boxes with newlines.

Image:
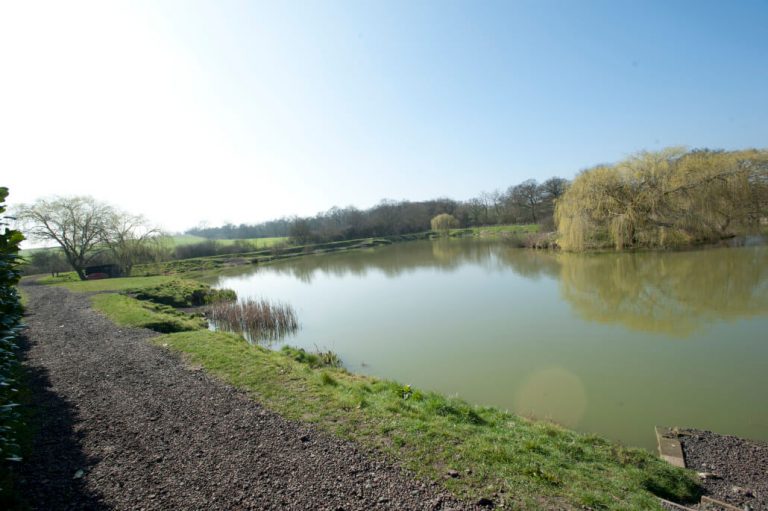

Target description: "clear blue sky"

left=1, top=0, right=766, bottom=231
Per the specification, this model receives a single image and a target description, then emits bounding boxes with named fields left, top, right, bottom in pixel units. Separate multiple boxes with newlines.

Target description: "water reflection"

left=220, top=240, right=768, bottom=337
left=558, top=247, right=768, bottom=335
left=243, top=239, right=556, bottom=283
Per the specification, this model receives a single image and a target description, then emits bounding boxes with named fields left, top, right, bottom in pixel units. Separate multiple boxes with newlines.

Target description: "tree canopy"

left=16, top=196, right=160, bottom=279
left=430, top=213, right=459, bottom=233
left=554, top=148, right=768, bottom=251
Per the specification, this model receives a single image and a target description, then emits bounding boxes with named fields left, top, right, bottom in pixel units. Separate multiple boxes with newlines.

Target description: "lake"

left=208, top=239, right=768, bottom=450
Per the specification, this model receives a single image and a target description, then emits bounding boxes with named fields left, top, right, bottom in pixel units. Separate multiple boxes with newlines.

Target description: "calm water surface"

left=209, top=240, right=768, bottom=450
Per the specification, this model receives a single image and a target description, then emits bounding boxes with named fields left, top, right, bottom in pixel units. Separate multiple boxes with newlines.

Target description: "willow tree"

left=555, top=148, right=768, bottom=251
left=430, top=213, right=459, bottom=235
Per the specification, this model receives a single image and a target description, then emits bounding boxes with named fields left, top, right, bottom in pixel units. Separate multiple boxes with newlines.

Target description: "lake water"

left=208, top=240, right=768, bottom=450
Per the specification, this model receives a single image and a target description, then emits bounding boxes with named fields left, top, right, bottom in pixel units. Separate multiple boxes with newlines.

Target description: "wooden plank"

left=700, top=496, right=744, bottom=511
left=658, top=497, right=697, bottom=510
left=655, top=426, right=686, bottom=468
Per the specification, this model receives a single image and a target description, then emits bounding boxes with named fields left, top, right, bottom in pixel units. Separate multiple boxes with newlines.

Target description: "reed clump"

left=281, top=346, right=342, bottom=368
left=208, top=297, right=299, bottom=343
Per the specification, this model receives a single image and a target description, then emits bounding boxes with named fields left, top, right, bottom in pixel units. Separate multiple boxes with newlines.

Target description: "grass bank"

left=155, top=330, right=699, bottom=510
left=446, top=224, right=540, bottom=237
left=60, top=275, right=701, bottom=510
left=91, top=294, right=206, bottom=333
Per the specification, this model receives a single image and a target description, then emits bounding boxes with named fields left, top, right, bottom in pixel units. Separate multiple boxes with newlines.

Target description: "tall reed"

left=207, top=297, right=299, bottom=344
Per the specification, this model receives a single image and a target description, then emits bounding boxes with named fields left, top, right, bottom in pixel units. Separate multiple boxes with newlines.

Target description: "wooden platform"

left=655, top=426, right=686, bottom=468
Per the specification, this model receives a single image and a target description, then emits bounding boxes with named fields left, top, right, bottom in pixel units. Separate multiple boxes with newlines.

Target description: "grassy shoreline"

left=43, top=275, right=701, bottom=510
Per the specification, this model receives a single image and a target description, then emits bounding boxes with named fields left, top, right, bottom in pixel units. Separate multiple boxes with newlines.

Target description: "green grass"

left=155, top=329, right=699, bottom=510
left=448, top=224, right=540, bottom=237
left=127, top=279, right=236, bottom=307
left=17, top=287, right=28, bottom=308
left=164, top=234, right=208, bottom=246
left=91, top=294, right=206, bottom=333
left=39, top=274, right=176, bottom=292
left=281, top=346, right=343, bottom=368
left=18, top=245, right=59, bottom=257
left=220, top=236, right=288, bottom=248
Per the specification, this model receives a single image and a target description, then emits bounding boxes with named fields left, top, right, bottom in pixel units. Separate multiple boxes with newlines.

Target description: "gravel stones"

left=679, top=428, right=767, bottom=511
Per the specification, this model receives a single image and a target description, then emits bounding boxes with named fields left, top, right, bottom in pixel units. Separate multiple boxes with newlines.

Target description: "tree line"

left=188, top=176, right=569, bottom=244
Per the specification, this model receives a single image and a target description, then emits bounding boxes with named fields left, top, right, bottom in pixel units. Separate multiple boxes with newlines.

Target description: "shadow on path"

left=10, top=331, right=108, bottom=511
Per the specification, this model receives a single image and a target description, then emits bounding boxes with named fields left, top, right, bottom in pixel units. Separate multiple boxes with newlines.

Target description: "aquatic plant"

left=208, top=297, right=299, bottom=343
left=281, top=346, right=342, bottom=368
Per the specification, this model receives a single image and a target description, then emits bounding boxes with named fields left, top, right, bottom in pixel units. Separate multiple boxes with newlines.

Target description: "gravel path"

left=16, top=283, right=478, bottom=510
left=679, top=429, right=767, bottom=511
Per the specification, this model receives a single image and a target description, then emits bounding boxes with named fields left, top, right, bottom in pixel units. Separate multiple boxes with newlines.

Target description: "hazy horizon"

left=2, top=0, right=767, bottom=233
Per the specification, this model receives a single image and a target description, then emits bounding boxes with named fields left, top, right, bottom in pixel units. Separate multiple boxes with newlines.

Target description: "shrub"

left=0, top=187, right=25, bottom=501
left=128, top=279, right=236, bottom=307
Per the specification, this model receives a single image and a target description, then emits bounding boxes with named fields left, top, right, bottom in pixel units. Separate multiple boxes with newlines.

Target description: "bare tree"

left=509, top=179, right=544, bottom=223
left=16, top=196, right=160, bottom=279
left=101, top=210, right=162, bottom=276
left=289, top=217, right=313, bottom=244
left=16, top=196, right=111, bottom=280
left=541, top=177, right=568, bottom=201
left=465, top=198, right=488, bottom=226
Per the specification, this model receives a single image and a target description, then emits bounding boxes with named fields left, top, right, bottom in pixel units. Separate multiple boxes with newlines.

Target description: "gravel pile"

left=680, top=428, right=767, bottom=511
left=16, top=283, right=481, bottom=510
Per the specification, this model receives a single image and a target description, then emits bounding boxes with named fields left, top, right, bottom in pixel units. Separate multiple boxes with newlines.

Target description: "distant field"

left=165, top=234, right=208, bottom=246
left=165, top=235, right=288, bottom=248
left=473, top=224, right=539, bottom=233
left=20, top=235, right=289, bottom=257
left=18, top=246, right=58, bottom=258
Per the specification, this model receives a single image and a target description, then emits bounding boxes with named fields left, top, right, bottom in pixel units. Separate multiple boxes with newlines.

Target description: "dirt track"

left=16, top=283, right=477, bottom=510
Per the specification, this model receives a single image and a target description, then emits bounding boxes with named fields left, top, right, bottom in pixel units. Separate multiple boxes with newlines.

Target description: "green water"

left=210, top=240, right=768, bottom=450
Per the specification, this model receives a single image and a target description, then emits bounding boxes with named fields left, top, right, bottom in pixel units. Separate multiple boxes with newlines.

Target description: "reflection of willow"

left=262, top=239, right=523, bottom=283
left=558, top=247, right=768, bottom=336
